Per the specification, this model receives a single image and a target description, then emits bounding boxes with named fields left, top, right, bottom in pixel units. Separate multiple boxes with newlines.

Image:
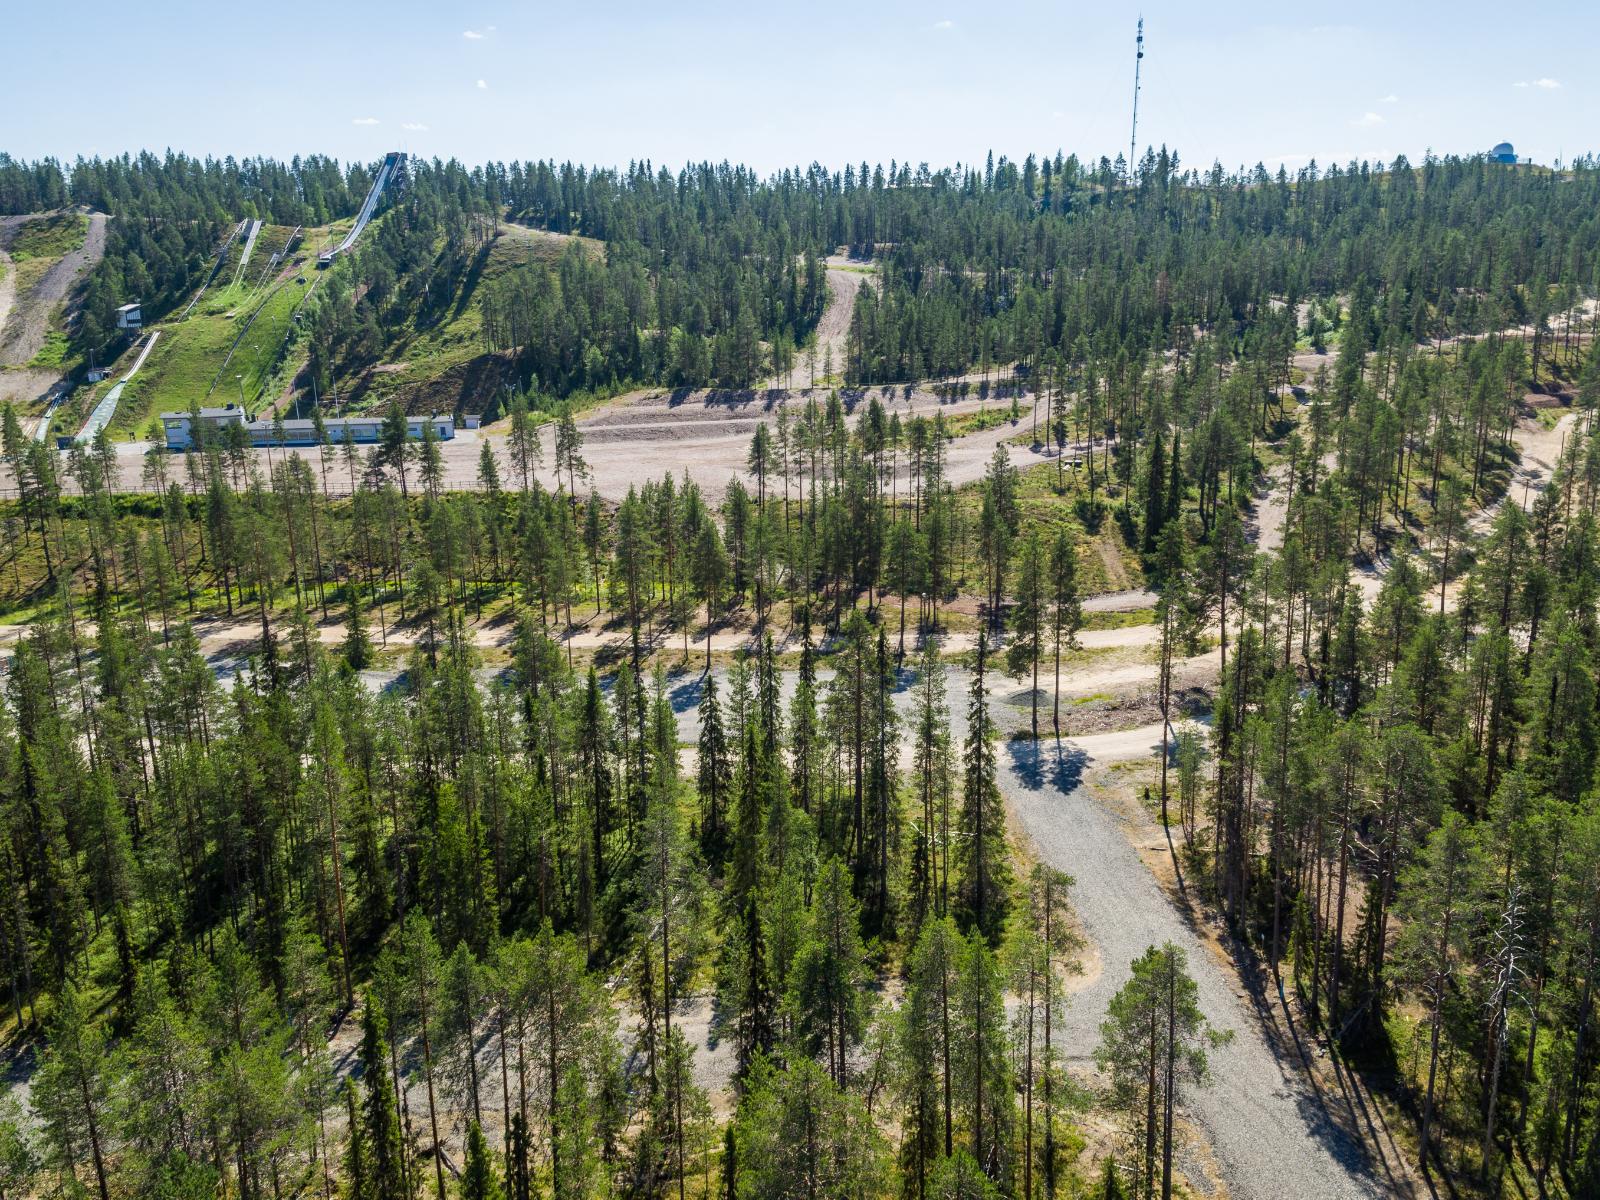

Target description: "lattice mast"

left=1128, top=18, right=1145, bottom=185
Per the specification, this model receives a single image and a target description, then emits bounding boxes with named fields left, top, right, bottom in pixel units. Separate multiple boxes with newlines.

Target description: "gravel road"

left=999, top=736, right=1386, bottom=1199
left=665, top=667, right=1388, bottom=1198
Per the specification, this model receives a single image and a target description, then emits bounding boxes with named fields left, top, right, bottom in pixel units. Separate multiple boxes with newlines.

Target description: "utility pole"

left=1129, top=17, right=1145, bottom=186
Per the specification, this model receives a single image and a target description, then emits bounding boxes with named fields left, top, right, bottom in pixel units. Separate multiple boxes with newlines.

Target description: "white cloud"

left=1351, top=111, right=1385, bottom=128
left=1515, top=78, right=1561, bottom=89
left=462, top=28, right=485, bottom=39
left=352, top=117, right=380, bottom=126
left=932, top=18, right=955, bottom=30
left=402, top=122, right=429, bottom=132
left=476, top=79, right=488, bottom=90
left=1378, top=93, right=1399, bottom=104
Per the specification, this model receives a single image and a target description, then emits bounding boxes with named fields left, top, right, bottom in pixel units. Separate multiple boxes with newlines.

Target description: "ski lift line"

left=246, top=224, right=295, bottom=303
left=204, top=274, right=296, bottom=401
left=252, top=267, right=331, bottom=416
left=178, top=220, right=247, bottom=321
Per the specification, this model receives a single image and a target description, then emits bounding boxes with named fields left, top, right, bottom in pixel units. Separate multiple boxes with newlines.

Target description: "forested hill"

left=6, top=142, right=1600, bottom=1200
left=5, top=149, right=1599, bottom=407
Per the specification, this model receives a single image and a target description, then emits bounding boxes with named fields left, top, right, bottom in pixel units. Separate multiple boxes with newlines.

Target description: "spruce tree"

left=343, top=579, right=372, bottom=671
left=461, top=1120, right=504, bottom=1200
left=358, top=994, right=410, bottom=1200
left=1142, top=429, right=1166, bottom=553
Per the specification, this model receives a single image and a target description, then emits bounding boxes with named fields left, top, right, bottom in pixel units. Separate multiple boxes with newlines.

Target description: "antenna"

left=1129, top=17, right=1145, bottom=185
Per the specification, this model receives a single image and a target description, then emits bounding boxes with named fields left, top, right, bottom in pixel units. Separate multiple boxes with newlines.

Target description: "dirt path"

left=20, top=590, right=1169, bottom=675
left=814, top=255, right=868, bottom=377
left=1250, top=462, right=1293, bottom=555
left=1082, top=588, right=1156, bottom=613
left=0, top=212, right=108, bottom=411
left=1473, top=411, right=1576, bottom=534
left=1348, top=409, right=1579, bottom=607
left=0, top=211, right=106, bottom=367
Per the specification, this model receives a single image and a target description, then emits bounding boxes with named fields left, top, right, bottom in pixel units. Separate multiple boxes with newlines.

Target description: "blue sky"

left=4, top=0, right=1591, bottom=174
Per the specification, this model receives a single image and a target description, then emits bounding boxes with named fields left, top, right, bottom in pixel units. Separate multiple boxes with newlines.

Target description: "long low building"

left=160, top=405, right=454, bottom=452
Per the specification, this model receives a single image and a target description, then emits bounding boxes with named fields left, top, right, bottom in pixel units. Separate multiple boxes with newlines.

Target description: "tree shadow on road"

left=1220, top=931, right=1423, bottom=1197
left=1005, top=735, right=1087, bottom=796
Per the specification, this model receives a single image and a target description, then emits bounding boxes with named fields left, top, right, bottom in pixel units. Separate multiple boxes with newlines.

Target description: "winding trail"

left=815, top=255, right=868, bottom=377
left=1348, top=410, right=1579, bottom=607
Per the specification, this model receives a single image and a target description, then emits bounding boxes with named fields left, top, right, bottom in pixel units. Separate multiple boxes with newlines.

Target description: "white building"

left=115, top=302, right=143, bottom=330
left=160, top=406, right=454, bottom=452
left=160, top=405, right=249, bottom=450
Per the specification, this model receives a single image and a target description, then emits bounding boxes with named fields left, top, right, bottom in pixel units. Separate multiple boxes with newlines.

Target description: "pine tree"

left=790, top=858, right=870, bottom=1085
left=344, top=578, right=373, bottom=670
left=1047, top=525, right=1081, bottom=736
left=32, top=984, right=114, bottom=1200
left=1008, top=529, right=1048, bottom=737
left=1095, top=944, right=1227, bottom=1200
left=343, top=1080, right=369, bottom=1200
left=697, top=674, right=733, bottom=863
left=956, top=633, right=1011, bottom=945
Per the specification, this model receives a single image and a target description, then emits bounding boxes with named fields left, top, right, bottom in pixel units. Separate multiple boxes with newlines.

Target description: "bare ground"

left=0, top=211, right=106, bottom=367
left=0, top=245, right=13, bottom=354
left=0, top=211, right=107, bottom=410
left=81, top=384, right=1057, bottom=501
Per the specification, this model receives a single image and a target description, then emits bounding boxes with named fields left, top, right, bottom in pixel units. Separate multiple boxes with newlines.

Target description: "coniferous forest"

left=1, top=144, right=1600, bottom=1200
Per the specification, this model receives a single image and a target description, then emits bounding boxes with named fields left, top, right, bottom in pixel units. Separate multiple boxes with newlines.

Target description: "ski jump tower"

left=319, top=152, right=408, bottom=267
